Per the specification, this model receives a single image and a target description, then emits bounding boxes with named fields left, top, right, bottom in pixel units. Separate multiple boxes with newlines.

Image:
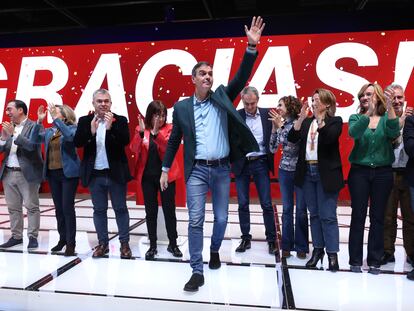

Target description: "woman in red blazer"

left=130, top=100, right=182, bottom=260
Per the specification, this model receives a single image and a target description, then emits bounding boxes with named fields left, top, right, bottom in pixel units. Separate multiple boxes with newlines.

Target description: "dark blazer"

left=162, top=50, right=260, bottom=182
left=30, top=118, right=80, bottom=180
left=403, top=115, right=414, bottom=187
left=73, top=113, right=132, bottom=187
left=287, top=116, right=344, bottom=193
left=231, top=107, right=274, bottom=176
left=0, top=119, right=43, bottom=183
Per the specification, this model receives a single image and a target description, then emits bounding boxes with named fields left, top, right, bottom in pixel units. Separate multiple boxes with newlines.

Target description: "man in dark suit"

left=232, top=86, right=276, bottom=254
left=403, top=112, right=414, bottom=280
left=0, top=100, right=43, bottom=250
left=160, top=17, right=264, bottom=292
left=74, top=88, right=132, bottom=259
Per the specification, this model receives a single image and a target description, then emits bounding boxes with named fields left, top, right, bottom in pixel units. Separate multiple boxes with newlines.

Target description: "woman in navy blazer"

left=30, top=103, right=80, bottom=256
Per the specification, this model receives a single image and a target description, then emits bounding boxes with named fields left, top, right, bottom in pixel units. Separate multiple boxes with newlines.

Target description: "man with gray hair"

left=382, top=83, right=414, bottom=267
left=74, top=88, right=132, bottom=259
left=232, top=86, right=276, bottom=254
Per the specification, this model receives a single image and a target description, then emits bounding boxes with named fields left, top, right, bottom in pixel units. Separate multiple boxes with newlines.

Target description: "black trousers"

left=141, top=174, right=177, bottom=246
left=47, top=169, right=79, bottom=246
left=348, top=165, right=393, bottom=267
left=384, top=171, right=414, bottom=258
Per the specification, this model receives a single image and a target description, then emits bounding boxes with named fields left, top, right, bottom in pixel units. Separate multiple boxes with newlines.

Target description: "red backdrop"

left=1, top=29, right=414, bottom=205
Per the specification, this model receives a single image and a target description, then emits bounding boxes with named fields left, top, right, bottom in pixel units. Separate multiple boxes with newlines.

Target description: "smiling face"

left=359, top=85, right=376, bottom=113
left=391, top=87, right=405, bottom=117
left=242, top=90, right=259, bottom=115
left=277, top=99, right=288, bottom=118
left=151, top=111, right=166, bottom=128
left=6, top=101, right=25, bottom=124
left=93, top=92, right=112, bottom=118
left=192, top=64, right=213, bottom=96
left=312, top=93, right=328, bottom=115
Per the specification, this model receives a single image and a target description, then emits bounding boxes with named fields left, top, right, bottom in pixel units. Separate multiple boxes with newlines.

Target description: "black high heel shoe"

left=51, top=240, right=66, bottom=252
left=327, top=252, right=339, bottom=272
left=306, top=248, right=325, bottom=268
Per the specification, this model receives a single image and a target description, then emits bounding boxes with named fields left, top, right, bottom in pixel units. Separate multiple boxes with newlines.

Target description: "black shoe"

left=64, top=244, right=76, bottom=257
left=327, top=252, right=339, bottom=272
left=27, top=237, right=38, bottom=250
left=51, top=240, right=66, bottom=252
left=407, top=269, right=414, bottom=280
left=0, top=237, right=23, bottom=248
left=380, top=253, right=395, bottom=265
left=268, top=242, right=276, bottom=255
left=235, top=239, right=251, bottom=253
left=306, top=248, right=325, bottom=268
left=209, top=251, right=221, bottom=269
left=350, top=265, right=362, bottom=273
left=368, top=266, right=381, bottom=275
left=145, top=247, right=157, bottom=260
left=183, top=273, right=204, bottom=292
left=167, top=245, right=183, bottom=257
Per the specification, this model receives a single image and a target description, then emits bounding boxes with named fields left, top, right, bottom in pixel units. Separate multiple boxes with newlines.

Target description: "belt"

left=6, top=166, right=21, bottom=171
left=195, top=157, right=229, bottom=167
left=352, top=163, right=391, bottom=170
left=306, top=160, right=318, bottom=165
left=92, top=168, right=110, bottom=176
left=246, top=155, right=267, bottom=161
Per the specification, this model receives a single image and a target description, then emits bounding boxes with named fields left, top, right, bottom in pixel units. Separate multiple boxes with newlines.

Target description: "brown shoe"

left=92, top=244, right=109, bottom=258
left=296, top=252, right=306, bottom=259
left=297, top=251, right=307, bottom=259
left=282, top=250, right=291, bottom=258
left=120, top=242, right=132, bottom=259
left=64, top=244, right=76, bottom=257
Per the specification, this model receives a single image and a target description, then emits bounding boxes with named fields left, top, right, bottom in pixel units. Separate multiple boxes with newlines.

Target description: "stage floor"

left=0, top=195, right=413, bottom=310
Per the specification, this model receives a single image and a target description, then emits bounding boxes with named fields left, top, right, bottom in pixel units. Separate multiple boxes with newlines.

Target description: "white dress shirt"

left=0, top=118, right=28, bottom=167
left=94, top=120, right=110, bottom=169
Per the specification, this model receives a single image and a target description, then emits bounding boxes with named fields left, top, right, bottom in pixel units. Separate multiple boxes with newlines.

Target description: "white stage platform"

left=0, top=196, right=413, bottom=310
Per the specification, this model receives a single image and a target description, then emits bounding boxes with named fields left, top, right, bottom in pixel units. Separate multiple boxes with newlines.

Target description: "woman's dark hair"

left=144, top=100, right=167, bottom=129
left=279, top=96, right=302, bottom=119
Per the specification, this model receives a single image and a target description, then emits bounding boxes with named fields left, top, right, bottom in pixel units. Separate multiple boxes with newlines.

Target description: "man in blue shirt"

left=232, top=86, right=276, bottom=255
left=160, top=17, right=264, bottom=292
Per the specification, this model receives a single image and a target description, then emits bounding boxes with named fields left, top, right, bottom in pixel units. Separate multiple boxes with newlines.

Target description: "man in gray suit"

left=0, top=100, right=43, bottom=249
left=160, top=17, right=264, bottom=292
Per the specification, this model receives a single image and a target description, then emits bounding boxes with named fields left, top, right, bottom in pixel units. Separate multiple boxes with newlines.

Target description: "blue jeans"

left=89, top=171, right=130, bottom=245
left=186, top=162, right=230, bottom=274
left=302, top=164, right=339, bottom=253
left=235, top=158, right=275, bottom=242
left=279, top=168, right=309, bottom=253
left=348, top=165, right=393, bottom=266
